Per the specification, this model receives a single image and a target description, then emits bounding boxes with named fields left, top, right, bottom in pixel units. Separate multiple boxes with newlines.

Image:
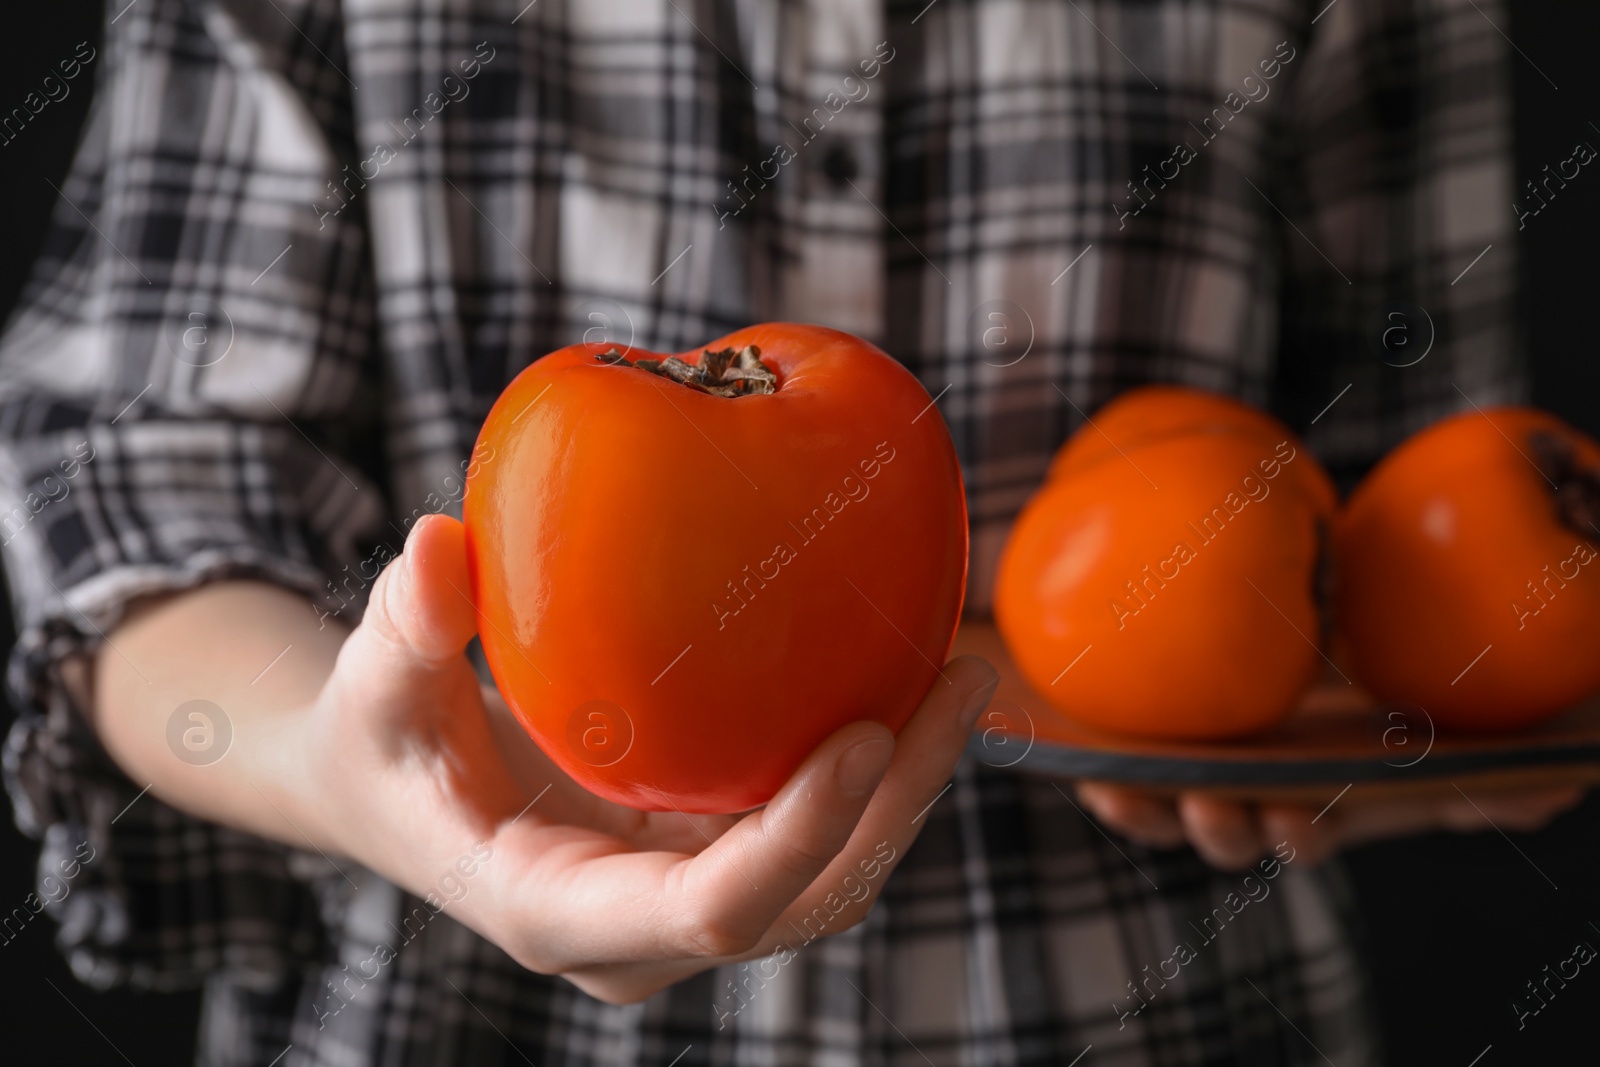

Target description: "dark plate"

left=953, top=623, right=1600, bottom=801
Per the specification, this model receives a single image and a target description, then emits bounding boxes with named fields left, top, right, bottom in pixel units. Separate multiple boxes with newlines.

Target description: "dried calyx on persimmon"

left=1530, top=430, right=1600, bottom=536
left=595, top=344, right=777, bottom=398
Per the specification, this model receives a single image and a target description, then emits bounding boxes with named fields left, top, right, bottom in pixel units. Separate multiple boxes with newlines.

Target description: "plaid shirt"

left=0, top=0, right=1517, bottom=1063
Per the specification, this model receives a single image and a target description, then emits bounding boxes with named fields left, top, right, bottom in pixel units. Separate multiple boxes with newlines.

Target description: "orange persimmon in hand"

left=464, top=324, right=969, bottom=813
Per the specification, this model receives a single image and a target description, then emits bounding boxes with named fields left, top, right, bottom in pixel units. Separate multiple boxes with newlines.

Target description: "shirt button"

left=818, top=140, right=860, bottom=187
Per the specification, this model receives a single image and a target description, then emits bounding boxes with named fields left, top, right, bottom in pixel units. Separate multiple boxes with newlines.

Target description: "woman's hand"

left=1074, top=779, right=1584, bottom=870
left=97, top=514, right=999, bottom=1005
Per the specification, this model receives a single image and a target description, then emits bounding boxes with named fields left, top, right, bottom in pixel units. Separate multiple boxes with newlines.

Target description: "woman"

left=0, top=0, right=1575, bottom=1064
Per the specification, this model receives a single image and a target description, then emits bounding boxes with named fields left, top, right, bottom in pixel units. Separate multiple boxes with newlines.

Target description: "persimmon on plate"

left=1335, top=406, right=1600, bottom=731
left=1047, top=384, right=1338, bottom=517
left=465, top=324, right=967, bottom=814
left=996, top=386, right=1332, bottom=742
left=955, top=621, right=1600, bottom=803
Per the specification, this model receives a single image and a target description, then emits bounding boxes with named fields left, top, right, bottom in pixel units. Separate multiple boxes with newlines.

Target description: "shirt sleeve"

left=1271, top=0, right=1522, bottom=487
left=0, top=0, right=384, bottom=989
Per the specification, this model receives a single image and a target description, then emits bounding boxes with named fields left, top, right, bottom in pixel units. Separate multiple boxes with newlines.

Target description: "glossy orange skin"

left=464, top=323, right=968, bottom=813
left=997, top=428, right=1323, bottom=740
left=1335, top=407, right=1600, bottom=731
left=1050, top=385, right=1338, bottom=517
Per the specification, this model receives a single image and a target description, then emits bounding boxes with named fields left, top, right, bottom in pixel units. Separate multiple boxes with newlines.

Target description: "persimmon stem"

left=595, top=344, right=776, bottom=398
left=1530, top=431, right=1600, bottom=539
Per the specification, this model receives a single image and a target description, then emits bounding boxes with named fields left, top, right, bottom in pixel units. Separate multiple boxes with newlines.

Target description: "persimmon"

left=1049, top=385, right=1337, bottom=517
left=464, top=323, right=968, bottom=813
left=1334, top=406, right=1600, bottom=730
left=997, top=423, right=1328, bottom=740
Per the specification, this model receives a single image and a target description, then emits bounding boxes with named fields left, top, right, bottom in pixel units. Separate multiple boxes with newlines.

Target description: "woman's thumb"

left=363, top=513, right=479, bottom=666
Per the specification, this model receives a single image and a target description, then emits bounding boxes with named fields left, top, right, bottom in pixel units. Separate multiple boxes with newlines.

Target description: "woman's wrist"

left=244, top=695, right=351, bottom=856
left=90, top=581, right=354, bottom=852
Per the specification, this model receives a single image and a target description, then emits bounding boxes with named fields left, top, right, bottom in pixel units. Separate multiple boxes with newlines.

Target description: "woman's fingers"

left=849, top=655, right=1000, bottom=860
left=486, top=656, right=998, bottom=980
left=464, top=723, right=886, bottom=999
left=1075, top=782, right=1270, bottom=868
left=1257, top=804, right=1334, bottom=867
left=754, top=655, right=1000, bottom=943
left=861, top=656, right=1000, bottom=830
left=1439, top=785, right=1584, bottom=832
left=1074, top=784, right=1329, bottom=869
left=665, top=654, right=1001, bottom=973
left=669, top=654, right=998, bottom=963
left=1076, top=781, right=1187, bottom=848
left=322, top=513, right=483, bottom=739
left=563, top=656, right=1000, bottom=1002
left=1076, top=779, right=1588, bottom=874
left=1281, top=784, right=1586, bottom=855
left=1177, top=792, right=1263, bottom=870
left=1258, top=785, right=1585, bottom=869
left=483, top=720, right=899, bottom=970
left=362, top=513, right=478, bottom=667
left=659, top=720, right=896, bottom=956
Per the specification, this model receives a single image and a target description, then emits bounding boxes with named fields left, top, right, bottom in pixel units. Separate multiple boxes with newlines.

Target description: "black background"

left=1, top=3, right=1598, bottom=1063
